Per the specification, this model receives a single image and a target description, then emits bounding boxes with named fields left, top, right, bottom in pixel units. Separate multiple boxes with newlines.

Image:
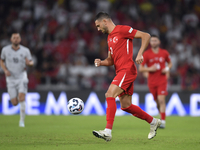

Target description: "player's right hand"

left=149, top=64, right=157, bottom=72
left=5, top=70, right=11, bottom=76
left=94, top=59, right=101, bottom=67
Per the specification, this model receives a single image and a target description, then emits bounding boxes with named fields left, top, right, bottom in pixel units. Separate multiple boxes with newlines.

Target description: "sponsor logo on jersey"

left=113, top=80, right=118, bottom=82
left=161, top=91, right=165, bottom=94
left=129, top=27, right=133, bottom=33
left=113, top=36, right=118, bottom=43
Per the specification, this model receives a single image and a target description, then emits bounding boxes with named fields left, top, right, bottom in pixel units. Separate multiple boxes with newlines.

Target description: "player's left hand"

left=135, top=55, right=144, bottom=64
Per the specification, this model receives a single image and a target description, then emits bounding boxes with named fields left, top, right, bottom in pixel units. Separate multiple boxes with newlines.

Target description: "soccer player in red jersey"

left=139, top=35, right=172, bottom=129
left=92, top=12, right=161, bottom=141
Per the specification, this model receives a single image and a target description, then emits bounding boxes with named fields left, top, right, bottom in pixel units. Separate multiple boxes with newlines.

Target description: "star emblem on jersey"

left=113, top=36, right=118, bottom=43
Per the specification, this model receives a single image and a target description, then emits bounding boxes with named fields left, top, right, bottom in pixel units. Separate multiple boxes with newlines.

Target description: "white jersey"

left=1, top=44, right=32, bottom=81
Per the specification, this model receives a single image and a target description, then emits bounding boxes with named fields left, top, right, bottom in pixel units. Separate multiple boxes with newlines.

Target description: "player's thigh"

left=157, top=82, right=168, bottom=96
left=148, top=85, right=157, bottom=100
left=18, top=93, right=26, bottom=102
left=106, top=84, right=124, bottom=98
left=112, top=71, right=136, bottom=98
left=157, top=95, right=166, bottom=105
left=17, top=79, right=28, bottom=102
left=119, top=81, right=134, bottom=98
left=107, top=71, right=136, bottom=98
left=157, top=83, right=167, bottom=105
left=7, top=86, right=18, bottom=105
left=119, top=94, right=132, bottom=108
left=18, top=79, right=28, bottom=95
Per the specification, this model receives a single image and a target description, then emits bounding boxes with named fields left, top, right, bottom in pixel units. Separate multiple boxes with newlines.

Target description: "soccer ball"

left=67, top=98, right=84, bottom=114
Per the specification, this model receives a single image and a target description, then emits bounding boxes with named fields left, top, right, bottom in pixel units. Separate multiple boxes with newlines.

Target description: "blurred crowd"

left=0, top=0, right=199, bottom=91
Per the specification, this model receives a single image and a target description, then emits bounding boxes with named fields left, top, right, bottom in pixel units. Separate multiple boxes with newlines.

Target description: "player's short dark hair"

left=95, top=12, right=111, bottom=21
left=10, top=32, right=20, bottom=37
left=151, top=35, right=159, bottom=39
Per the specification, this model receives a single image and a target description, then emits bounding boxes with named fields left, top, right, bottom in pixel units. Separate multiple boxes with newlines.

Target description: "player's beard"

left=12, top=43, right=20, bottom=48
left=102, top=26, right=109, bottom=34
left=152, top=44, right=159, bottom=49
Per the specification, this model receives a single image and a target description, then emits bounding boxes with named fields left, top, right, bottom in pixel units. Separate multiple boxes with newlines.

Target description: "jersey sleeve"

left=141, top=51, right=148, bottom=66
left=120, top=25, right=137, bottom=39
left=1, top=48, right=5, bottom=60
left=165, top=50, right=171, bottom=63
left=26, top=49, right=32, bottom=60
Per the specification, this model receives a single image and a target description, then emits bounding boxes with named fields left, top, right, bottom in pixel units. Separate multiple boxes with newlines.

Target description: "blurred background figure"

left=139, top=35, right=172, bottom=128
left=0, top=33, right=34, bottom=127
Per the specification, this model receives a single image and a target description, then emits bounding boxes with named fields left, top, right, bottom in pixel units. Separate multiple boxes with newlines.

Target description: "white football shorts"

left=6, top=78, right=28, bottom=99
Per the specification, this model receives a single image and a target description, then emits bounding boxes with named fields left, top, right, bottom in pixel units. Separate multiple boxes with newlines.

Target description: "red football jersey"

left=107, top=25, right=137, bottom=74
left=141, top=48, right=171, bottom=86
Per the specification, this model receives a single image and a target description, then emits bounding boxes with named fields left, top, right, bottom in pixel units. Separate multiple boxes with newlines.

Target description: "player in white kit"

left=0, top=33, right=34, bottom=127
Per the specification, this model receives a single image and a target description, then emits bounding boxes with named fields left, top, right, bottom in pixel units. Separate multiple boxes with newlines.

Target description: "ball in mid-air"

left=67, top=98, right=84, bottom=114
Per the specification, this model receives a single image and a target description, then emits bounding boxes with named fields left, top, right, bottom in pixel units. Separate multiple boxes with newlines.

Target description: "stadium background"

left=0, top=0, right=199, bottom=116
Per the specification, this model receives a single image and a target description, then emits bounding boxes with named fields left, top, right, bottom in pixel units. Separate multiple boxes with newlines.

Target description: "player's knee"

left=121, top=102, right=131, bottom=109
left=158, top=99, right=165, bottom=105
left=105, top=92, right=109, bottom=98
left=11, top=98, right=18, bottom=106
left=105, top=92, right=112, bottom=98
left=18, top=97, right=25, bottom=102
left=18, top=94, right=25, bottom=102
left=105, top=92, right=117, bottom=98
left=12, top=102, right=18, bottom=106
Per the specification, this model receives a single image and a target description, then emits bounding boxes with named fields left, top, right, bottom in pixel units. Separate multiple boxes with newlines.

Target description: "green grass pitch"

left=0, top=115, right=200, bottom=150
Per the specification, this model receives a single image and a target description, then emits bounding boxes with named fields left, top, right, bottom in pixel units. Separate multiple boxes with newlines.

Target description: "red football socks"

left=105, top=97, right=116, bottom=129
left=160, top=112, right=166, bottom=120
left=121, top=104, right=153, bottom=123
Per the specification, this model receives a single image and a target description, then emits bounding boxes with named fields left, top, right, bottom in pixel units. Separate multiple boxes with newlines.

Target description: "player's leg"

left=157, top=95, right=166, bottom=128
left=120, top=80, right=161, bottom=139
left=18, top=92, right=26, bottom=127
left=157, top=83, right=168, bottom=128
left=10, top=98, right=18, bottom=106
left=7, top=86, right=18, bottom=106
left=155, top=100, right=160, bottom=112
left=120, top=94, right=153, bottom=123
left=93, top=84, right=123, bottom=141
left=148, top=85, right=161, bottom=116
left=18, top=78, right=28, bottom=127
left=105, top=84, right=123, bottom=130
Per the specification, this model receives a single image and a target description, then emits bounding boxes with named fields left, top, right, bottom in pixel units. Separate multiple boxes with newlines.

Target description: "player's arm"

left=25, top=58, right=34, bottom=66
left=25, top=49, right=34, bottom=66
left=161, top=60, right=172, bottom=74
left=134, top=31, right=151, bottom=64
left=0, top=59, right=11, bottom=76
left=139, top=64, right=157, bottom=72
left=94, top=51, right=114, bottom=67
